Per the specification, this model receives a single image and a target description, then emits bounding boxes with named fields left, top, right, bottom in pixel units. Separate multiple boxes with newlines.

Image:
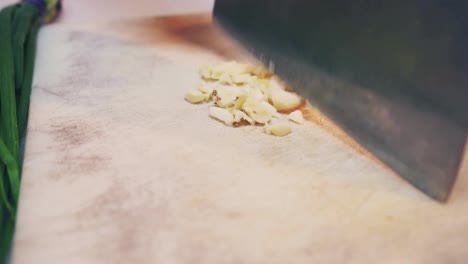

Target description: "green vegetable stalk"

left=0, top=0, right=61, bottom=261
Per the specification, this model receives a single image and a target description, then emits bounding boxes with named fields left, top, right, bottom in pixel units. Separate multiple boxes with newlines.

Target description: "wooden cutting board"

left=12, top=14, right=468, bottom=264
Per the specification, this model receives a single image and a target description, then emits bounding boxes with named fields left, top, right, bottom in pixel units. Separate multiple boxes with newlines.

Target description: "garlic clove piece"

left=269, top=89, right=302, bottom=112
left=199, top=65, right=214, bottom=80
left=242, top=98, right=273, bottom=124
left=209, top=107, right=234, bottom=126
left=248, top=87, right=268, bottom=102
left=288, top=110, right=305, bottom=124
left=233, top=94, right=248, bottom=109
left=231, top=73, right=253, bottom=85
left=231, top=109, right=255, bottom=125
left=185, top=89, right=208, bottom=104
left=250, top=78, right=271, bottom=96
left=219, top=72, right=233, bottom=84
left=213, top=86, right=246, bottom=108
left=198, top=81, right=214, bottom=95
left=264, top=123, right=292, bottom=137
left=262, top=101, right=280, bottom=118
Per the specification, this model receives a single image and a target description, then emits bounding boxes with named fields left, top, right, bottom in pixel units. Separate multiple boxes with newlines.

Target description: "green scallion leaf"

left=0, top=6, right=20, bottom=163
left=17, top=18, right=40, bottom=140
left=13, top=4, right=38, bottom=92
left=0, top=138, right=19, bottom=203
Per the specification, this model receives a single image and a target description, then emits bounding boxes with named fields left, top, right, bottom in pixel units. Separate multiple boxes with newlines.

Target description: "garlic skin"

left=185, top=89, right=208, bottom=104
left=264, top=123, right=292, bottom=137
left=209, top=107, right=234, bottom=126
left=288, top=110, right=305, bottom=124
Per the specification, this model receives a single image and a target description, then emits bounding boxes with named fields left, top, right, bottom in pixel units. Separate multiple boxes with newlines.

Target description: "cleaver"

left=213, top=0, right=468, bottom=202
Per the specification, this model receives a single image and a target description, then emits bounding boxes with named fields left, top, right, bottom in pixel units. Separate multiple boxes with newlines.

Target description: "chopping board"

left=12, top=14, right=468, bottom=264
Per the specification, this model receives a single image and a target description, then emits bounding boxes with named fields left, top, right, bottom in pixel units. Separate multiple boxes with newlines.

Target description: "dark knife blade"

left=214, top=0, right=468, bottom=201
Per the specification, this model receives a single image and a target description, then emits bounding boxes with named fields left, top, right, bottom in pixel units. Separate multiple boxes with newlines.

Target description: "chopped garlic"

left=209, top=107, right=234, bottom=126
left=210, top=61, right=250, bottom=80
left=288, top=110, right=305, bottom=124
left=269, top=78, right=283, bottom=91
left=219, top=72, right=233, bottom=84
left=269, top=89, right=302, bottom=112
left=231, top=109, right=255, bottom=125
left=250, top=66, right=271, bottom=78
left=262, top=101, right=280, bottom=118
left=185, top=89, right=207, bottom=104
left=250, top=78, right=270, bottom=95
left=213, top=86, right=245, bottom=108
left=198, top=81, right=213, bottom=94
left=233, top=94, right=248, bottom=109
left=264, top=123, right=292, bottom=136
left=190, top=61, right=306, bottom=136
left=248, top=87, right=268, bottom=102
left=223, top=61, right=254, bottom=75
left=242, top=97, right=273, bottom=124
left=231, top=73, right=252, bottom=85
left=199, top=65, right=213, bottom=80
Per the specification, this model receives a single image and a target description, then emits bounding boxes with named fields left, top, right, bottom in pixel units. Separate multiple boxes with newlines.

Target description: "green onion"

left=13, top=4, right=38, bottom=92
left=0, top=6, right=20, bottom=164
left=17, top=18, right=40, bottom=140
left=0, top=6, right=20, bottom=260
left=0, top=138, right=20, bottom=204
left=0, top=1, right=61, bottom=261
left=0, top=217, right=15, bottom=261
left=0, top=169, right=13, bottom=213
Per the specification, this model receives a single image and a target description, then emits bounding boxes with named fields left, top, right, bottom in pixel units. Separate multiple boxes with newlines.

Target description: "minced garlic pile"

left=184, top=61, right=305, bottom=136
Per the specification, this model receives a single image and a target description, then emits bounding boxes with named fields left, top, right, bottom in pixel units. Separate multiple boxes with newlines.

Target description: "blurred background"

left=0, top=0, right=215, bottom=23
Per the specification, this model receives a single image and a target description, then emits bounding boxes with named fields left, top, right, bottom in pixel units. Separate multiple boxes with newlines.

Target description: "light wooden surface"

left=0, top=0, right=215, bottom=23
left=10, top=14, right=468, bottom=264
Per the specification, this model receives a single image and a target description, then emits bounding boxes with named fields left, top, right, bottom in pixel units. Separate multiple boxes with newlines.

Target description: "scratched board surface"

left=12, top=15, right=468, bottom=264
